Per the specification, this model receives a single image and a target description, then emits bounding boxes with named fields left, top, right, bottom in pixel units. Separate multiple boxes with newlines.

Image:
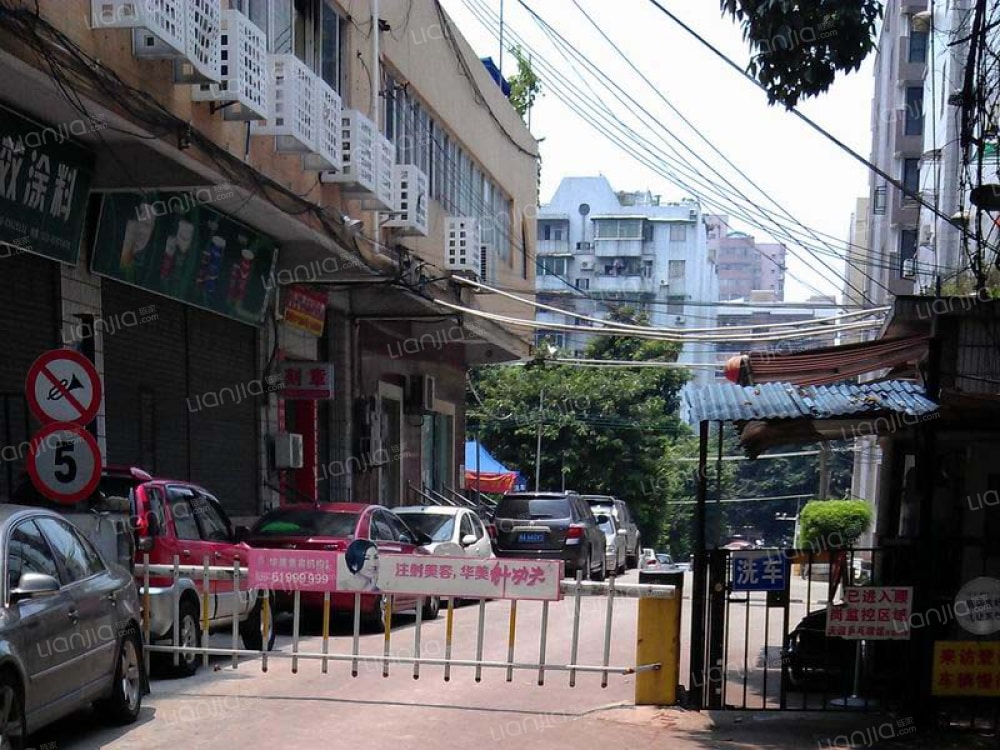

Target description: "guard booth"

left=682, top=379, right=937, bottom=716
left=683, top=297, right=1000, bottom=731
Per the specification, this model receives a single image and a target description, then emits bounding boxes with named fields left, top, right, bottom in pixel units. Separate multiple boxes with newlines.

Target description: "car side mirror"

left=10, top=572, right=60, bottom=604
left=399, top=532, right=414, bottom=544
left=461, top=534, right=477, bottom=547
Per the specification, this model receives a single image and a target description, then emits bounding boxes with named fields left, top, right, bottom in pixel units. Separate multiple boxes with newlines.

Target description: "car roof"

left=503, top=492, right=576, bottom=498
left=582, top=495, right=616, bottom=502
left=394, top=506, right=462, bottom=515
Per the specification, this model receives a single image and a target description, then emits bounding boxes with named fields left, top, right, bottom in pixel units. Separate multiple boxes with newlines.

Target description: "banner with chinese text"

left=826, top=586, right=913, bottom=640
left=932, top=641, right=1000, bottom=696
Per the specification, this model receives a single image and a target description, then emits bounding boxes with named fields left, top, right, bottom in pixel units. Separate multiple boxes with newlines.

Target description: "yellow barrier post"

left=635, top=572, right=682, bottom=705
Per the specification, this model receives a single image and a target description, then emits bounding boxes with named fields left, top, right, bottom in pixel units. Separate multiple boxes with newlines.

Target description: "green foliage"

left=506, top=45, right=541, bottom=119
left=468, top=313, right=690, bottom=549
left=798, top=499, right=873, bottom=548
left=721, top=0, right=883, bottom=108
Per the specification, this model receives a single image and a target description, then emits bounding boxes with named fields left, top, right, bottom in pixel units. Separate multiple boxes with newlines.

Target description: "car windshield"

left=396, top=514, right=455, bottom=543
left=496, top=497, right=571, bottom=520
left=251, top=509, right=359, bottom=538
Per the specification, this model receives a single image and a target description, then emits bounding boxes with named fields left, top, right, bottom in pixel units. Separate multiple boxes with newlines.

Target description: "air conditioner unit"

left=191, top=9, right=269, bottom=121
left=274, top=432, right=304, bottom=469
left=303, top=81, right=343, bottom=171
left=94, top=0, right=222, bottom=83
left=659, top=279, right=669, bottom=287
left=674, top=315, right=686, bottom=325
left=405, top=375, right=436, bottom=415
left=321, top=109, right=377, bottom=194
left=688, top=209, right=698, bottom=221
left=383, top=164, right=429, bottom=236
left=579, top=260, right=594, bottom=271
left=363, top=134, right=395, bottom=210
left=444, top=217, right=481, bottom=276
left=251, top=54, right=318, bottom=154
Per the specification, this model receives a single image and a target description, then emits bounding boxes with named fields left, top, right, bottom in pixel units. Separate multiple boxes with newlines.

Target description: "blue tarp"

left=465, top=440, right=513, bottom=474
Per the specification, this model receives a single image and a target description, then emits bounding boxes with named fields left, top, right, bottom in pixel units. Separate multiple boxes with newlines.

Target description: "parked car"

left=490, top=492, right=608, bottom=580
left=581, top=495, right=642, bottom=568
left=111, top=468, right=263, bottom=676
left=244, top=503, right=440, bottom=627
left=782, top=608, right=855, bottom=689
left=394, top=506, right=495, bottom=559
left=13, top=465, right=262, bottom=677
left=597, top=514, right=627, bottom=576
left=0, top=506, right=146, bottom=747
left=655, top=553, right=675, bottom=570
left=639, top=547, right=657, bottom=568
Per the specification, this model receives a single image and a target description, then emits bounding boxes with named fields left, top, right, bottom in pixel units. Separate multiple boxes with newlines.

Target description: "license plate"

left=518, top=532, right=545, bottom=544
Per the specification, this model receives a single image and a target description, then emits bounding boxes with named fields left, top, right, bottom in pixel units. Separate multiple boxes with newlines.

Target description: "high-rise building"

left=707, top=215, right=787, bottom=301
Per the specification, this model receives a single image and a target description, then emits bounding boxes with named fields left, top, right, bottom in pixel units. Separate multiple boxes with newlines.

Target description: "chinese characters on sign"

left=247, top=549, right=335, bottom=592
left=826, top=586, right=913, bottom=640
left=280, top=287, right=327, bottom=337
left=340, top=555, right=563, bottom=601
left=280, top=362, right=335, bottom=399
left=731, top=551, right=788, bottom=592
left=932, top=641, right=1000, bottom=696
left=0, top=105, right=94, bottom=264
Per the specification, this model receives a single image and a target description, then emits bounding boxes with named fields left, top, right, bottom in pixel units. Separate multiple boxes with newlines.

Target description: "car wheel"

left=240, top=594, right=264, bottom=651
left=96, top=628, right=143, bottom=725
left=592, top=551, right=607, bottom=582
left=0, top=672, right=25, bottom=750
left=170, top=600, right=202, bottom=677
left=422, top=595, right=440, bottom=620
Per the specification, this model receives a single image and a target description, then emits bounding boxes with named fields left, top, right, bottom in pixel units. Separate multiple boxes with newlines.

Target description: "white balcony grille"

left=321, top=109, right=377, bottom=193
left=445, top=217, right=481, bottom=277
left=179, top=0, right=221, bottom=81
left=252, top=54, right=317, bottom=153
left=383, top=165, right=429, bottom=236
left=191, top=9, right=269, bottom=120
left=131, top=0, right=191, bottom=62
left=302, top=81, right=343, bottom=171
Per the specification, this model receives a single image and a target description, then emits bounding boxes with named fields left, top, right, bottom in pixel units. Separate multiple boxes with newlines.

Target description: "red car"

left=245, top=503, right=441, bottom=628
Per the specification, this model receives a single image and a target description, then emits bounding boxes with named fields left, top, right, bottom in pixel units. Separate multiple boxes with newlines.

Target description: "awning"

left=683, top=380, right=939, bottom=457
left=725, top=335, right=930, bottom=386
left=464, top=440, right=521, bottom=494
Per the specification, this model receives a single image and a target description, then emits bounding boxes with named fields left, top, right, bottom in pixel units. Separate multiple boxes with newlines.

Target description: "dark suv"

left=491, top=492, right=608, bottom=580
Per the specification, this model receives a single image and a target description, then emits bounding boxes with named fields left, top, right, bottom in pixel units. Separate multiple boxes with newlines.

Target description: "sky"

left=440, top=0, right=877, bottom=302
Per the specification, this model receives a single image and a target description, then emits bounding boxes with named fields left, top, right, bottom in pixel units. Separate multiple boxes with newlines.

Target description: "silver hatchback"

left=0, top=506, right=146, bottom=749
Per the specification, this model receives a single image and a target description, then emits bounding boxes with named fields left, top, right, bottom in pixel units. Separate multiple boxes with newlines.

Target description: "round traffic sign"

left=27, top=423, right=102, bottom=506
left=25, top=349, right=102, bottom=426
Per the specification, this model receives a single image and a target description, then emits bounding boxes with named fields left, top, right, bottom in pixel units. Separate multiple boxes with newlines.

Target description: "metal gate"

left=691, top=546, right=918, bottom=712
left=137, top=558, right=677, bottom=696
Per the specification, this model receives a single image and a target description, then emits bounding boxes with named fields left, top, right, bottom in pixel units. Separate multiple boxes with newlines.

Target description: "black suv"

left=491, top=491, right=608, bottom=580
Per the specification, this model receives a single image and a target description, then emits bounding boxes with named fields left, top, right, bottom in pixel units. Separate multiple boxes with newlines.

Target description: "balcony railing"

left=594, top=239, right=643, bottom=257
left=538, top=239, right=571, bottom=255
left=591, top=275, right=655, bottom=295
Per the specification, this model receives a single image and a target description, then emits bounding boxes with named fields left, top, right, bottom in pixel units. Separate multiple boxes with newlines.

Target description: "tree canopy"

left=506, top=45, right=541, bottom=119
left=721, top=0, right=883, bottom=108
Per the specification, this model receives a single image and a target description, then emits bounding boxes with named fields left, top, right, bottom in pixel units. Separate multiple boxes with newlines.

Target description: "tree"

left=798, top=499, right=873, bottom=549
left=721, top=0, right=883, bottom=108
left=506, top=45, right=541, bottom=119
left=468, top=311, right=690, bottom=548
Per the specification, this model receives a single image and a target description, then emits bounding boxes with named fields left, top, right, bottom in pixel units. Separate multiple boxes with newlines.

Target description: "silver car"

left=0, top=506, right=145, bottom=748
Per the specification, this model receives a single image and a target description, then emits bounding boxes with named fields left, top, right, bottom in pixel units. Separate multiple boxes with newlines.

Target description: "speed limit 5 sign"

left=27, top=423, right=102, bottom=505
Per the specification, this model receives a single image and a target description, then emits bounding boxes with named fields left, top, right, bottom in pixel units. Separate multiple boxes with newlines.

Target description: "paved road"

left=36, top=570, right=666, bottom=749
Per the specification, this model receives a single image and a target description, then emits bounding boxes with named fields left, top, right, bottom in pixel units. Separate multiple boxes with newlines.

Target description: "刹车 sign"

left=0, top=104, right=94, bottom=265
left=91, top=190, right=278, bottom=326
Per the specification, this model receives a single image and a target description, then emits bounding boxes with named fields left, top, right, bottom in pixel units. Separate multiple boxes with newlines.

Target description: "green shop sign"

left=0, top=104, right=95, bottom=264
left=92, top=190, right=278, bottom=326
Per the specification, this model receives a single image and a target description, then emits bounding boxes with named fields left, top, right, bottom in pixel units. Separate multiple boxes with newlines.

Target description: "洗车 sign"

left=732, top=550, right=788, bottom=592
left=91, top=190, right=278, bottom=326
left=0, top=104, right=94, bottom=264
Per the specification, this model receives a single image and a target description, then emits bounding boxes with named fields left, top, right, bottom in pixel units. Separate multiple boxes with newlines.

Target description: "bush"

left=797, top=500, right=873, bottom=549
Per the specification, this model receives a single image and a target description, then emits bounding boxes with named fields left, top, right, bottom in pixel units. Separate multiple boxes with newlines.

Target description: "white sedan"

left=395, top=506, right=495, bottom=559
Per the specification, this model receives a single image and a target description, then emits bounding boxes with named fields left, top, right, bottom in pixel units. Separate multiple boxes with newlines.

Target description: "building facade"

left=534, top=176, right=718, bottom=386
left=707, top=215, right=787, bottom=302
left=0, top=0, right=538, bottom=519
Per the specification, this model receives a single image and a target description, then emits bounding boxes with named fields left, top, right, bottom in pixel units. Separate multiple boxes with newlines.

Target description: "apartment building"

left=534, top=176, right=718, bottom=386
left=706, top=214, right=787, bottom=301
left=0, top=0, right=538, bottom=516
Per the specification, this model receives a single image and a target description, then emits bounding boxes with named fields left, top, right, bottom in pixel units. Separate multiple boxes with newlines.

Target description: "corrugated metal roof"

left=683, top=380, right=938, bottom=423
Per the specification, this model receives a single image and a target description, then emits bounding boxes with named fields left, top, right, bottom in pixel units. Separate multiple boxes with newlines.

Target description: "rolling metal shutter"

left=102, top=281, right=258, bottom=515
